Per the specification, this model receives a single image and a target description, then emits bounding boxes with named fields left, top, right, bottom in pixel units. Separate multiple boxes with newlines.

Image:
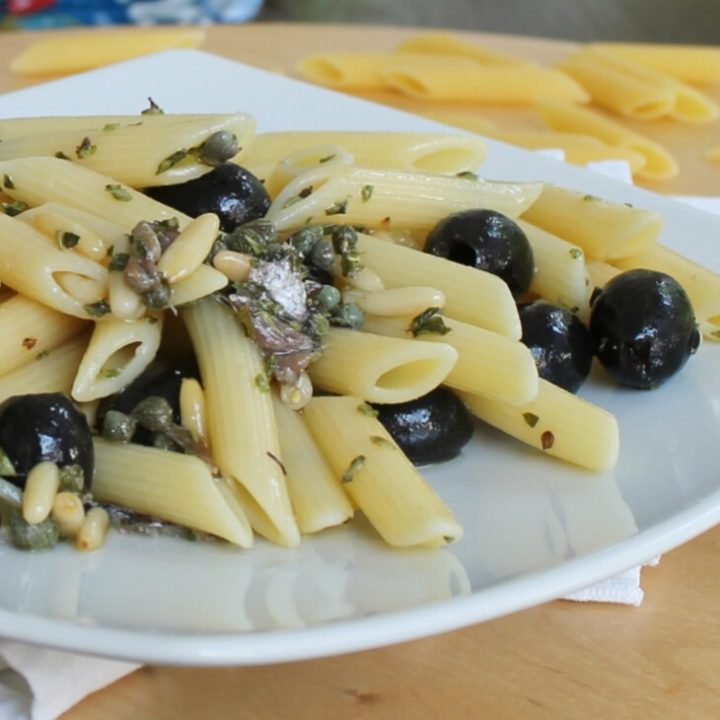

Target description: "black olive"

left=424, top=209, right=534, bottom=298
left=519, top=301, right=593, bottom=393
left=0, top=393, right=93, bottom=490
left=372, top=387, right=474, bottom=465
left=145, top=163, right=271, bottom=232
left=96, top=357, right=198, bottom=445
left=589, top=269, right=700, bottom=389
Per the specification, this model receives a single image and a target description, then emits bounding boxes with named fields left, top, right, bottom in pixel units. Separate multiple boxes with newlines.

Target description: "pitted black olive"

left=519, top=301, right=593, bottom=393
left=96, top=357, right=198, bottom=445
left=0, top=393, right=93, bottom=490
left=372, top=387, right=474, bottom=465
left=424, top=209, right=534, bottom=298
left=145, top=163, right=271, bottom=232
left=589, top=269, right=700, bottom=389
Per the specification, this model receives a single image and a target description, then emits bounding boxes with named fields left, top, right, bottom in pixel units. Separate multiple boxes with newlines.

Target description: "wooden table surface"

left=0, top=23, right=718, bottom=719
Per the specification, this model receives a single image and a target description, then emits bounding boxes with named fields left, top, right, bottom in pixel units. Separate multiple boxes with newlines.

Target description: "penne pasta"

left=303, top=395, right=463, bottom=546
left=395, top=32, right=530, bottom=66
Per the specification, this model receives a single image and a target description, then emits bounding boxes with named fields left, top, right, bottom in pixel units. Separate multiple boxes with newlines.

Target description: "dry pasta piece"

left=539, top=100, right=679, bottom=181
left=395, top=32, right=531, bottom=66
left=706, top=145, right=720, bottom=162
left=381, top=59, right=590, bottom=104
left=362, top=315, right=538, bottom=405
left=10, top=28, right=206, bottom=76
left=459, top=379, right=619, bottom=472
left=307, top=328, right=458, bottom=404
left=303, top=395, right=463, bottom=546
left=589, top=42, right=720, bottom=86
left=521, top=185, right=663, bottom=261
left=92, top=438, right=253, bottom=547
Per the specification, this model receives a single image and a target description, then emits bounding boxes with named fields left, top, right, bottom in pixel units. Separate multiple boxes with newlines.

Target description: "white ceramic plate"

left=0, top=50, right=719, bottom=665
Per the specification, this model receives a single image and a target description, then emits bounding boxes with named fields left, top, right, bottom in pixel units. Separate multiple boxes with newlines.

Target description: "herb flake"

left=56, top=230, right=80, bottom=250
left=409, top=307, right=451, bottom=337
left=254, top=373, right=270, bottom=392
left=105, top=184, right=132, bottom=202
left=325, top=197, right=349, bottom=216
left=84, top=300, right=111, bottom=318
left=370, top=435, right=395, bottom=450
left=75, top=136, right=96, bottom=159
left=523, top=412, right=540, bottom=428
left=2, top=200, right=27, bottom=217
left=360, top=184, right=374, bottom=202
left=357, top=402, right=379, bottom=418
left=569, top=248, right=583, bottom=260
left=2, top=174, right=14, bottom=189
left=541, top=430, right=555, bottom=450
left=108, top=252, right=130, bottom=272
left=341, top=455, right=366, bottom=483
left=456, top=170, right=479, bottom=180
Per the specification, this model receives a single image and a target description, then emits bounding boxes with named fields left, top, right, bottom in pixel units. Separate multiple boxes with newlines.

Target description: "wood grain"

left=0, top=23, right=718, bottom=720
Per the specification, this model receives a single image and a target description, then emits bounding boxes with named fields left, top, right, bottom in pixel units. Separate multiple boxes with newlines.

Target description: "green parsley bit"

left=141, top=97, right=165, bottom=115
left=712, top=329, right=720, bottom=340
left=569, top=248, right=583, bottom=259
left=523, top=412, right=540, bottom=428
left=255, top=373, right=270, bottom=392
left=0, top=447, right=16, bottom=477
left=56, top=230, right=80, bottom=250
left=105, top=184, right=132, bottom=202
left=325, top=197, right=349, bottom=216
left=103, top=123, right=121, bottom=131
left=2, top=174, right=14, bottom=189
left=156, top=149, right=189, bottom=174
left=99, top=368, right=122, bottom=379
left=84, top=300, right=111, bottom=318
left=582, top=194, right=598, bottom=202
left=360, top=184, right=374, bottom=202
left=108, top=252, right=130, bottom=272
left=76, top=136, right=97, bottom=159
left=54, top=151, right=71, bottom=160
left=370, top=435, right=395, bottom=450
left=409, top=307, right=451, bottom=337
left=357, top=402, right=379, bottom=418
left=341, top=455, right=366, bottom=483
left=2, top=200, right=27, bottom=217
left=456, top=170, right=479, bottom=180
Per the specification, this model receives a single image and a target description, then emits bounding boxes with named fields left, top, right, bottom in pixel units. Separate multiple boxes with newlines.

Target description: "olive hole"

left=447, top=242, right=478, bottom=267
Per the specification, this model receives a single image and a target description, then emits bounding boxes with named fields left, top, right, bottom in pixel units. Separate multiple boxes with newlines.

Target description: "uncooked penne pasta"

left=355, top=232, right=522, bottom=338
left=182, top=298, right=300, bottom=548
left=267, top=165, right=542, bottom=233
left=303, top=395, right=463, bottom=546
left=241, top=131, right=486, bottom=176
left=72, top=314, right=163, bottom=402
left=362, top=314, right=538, bottom=404
left=539, top=100, right=679, bottom=181
left=0, top=113, right=255, bottom=187
left=381, top=59, right=590, bottom=104
left=613, top=244, right=720, bottom=340
left=557, top=47, right=719, bottom=123
left=92, top=438, right=253, bottom=547
left=459, top=379, right=620, bottom=472
left=307, top=328, right=458, bottom=404
left=395, top=32, right=530, bottom=66
left=271, top=391, right=354, bottom=534
left=521, top=184, right=663, bottom=261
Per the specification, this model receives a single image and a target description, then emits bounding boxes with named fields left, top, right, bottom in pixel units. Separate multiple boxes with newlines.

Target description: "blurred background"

left=1, top=0, right=719, bottom=43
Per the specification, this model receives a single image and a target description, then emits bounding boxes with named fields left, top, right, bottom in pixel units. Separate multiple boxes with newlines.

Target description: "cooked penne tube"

left=0, top=293, right=86, bottom=375
left=706, top=144, right=720, bottom=162
left=521, top=185, right=663, bottom=260
left=0, top=157, right=192, bottom=232
left=0, top=332, right=89, bottom=403
left=182, top=298, right=300, bottom=548
left=613, top=244, right=720, bottom=340
left=362, top=314, right=538, bottom=404
left=0, top=214, right=109, bottom=319
left=72, top=315, right=163, bottom=402
left=241, top=131, right=487, bottom=176
left=271, top=391, right=354, bottom=534
left=381, top=59, right=590, bottom=104
left=268, top=165, right=542, bottom=233
left=590, top=42, right=720, bottom=85
left=539, top=100, right=679, bottom=181
left=518, top=220, right=590, bottom=313
left=459, top=379, right=620, bottom=472
left=557, top=47, right=719, bottom=123
left=356, top=232, right=522, bottom=338
left=0, top=113, right=255, bottom=187
left=92, top=438, right=253, bottom=547
left=308, top=328, right=458, bottom=404
left=395, top=32, right=530, bottom=66
left=303, top=395, right=463, bottom=546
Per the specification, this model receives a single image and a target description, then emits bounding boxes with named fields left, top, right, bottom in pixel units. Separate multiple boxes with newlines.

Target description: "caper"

left=59, top=463, right=85, bottom=493
left=315, top=284, right=341, bottom=311
left=308, top=312, right=331, bottom=336
left=331, top=302, right=364, bottom=329
left=152, top=433, right=178, bottom=452
left=102, top=410, right=137, bottom=442
left=131, top=396, right=174, bottom=433
left=199, top=131, right=240, bottom=166
left=309, top=239, right=335, bottom=271
left=10, top=510, right=59, bottom=550
left=142, top=282, right=171, bottom=310
left=288, top=226, right=324, bottom=257
left=125, top=255, right=162, bottom=293
left=331, top=224, right=358, bottom=254
left=131, top=221, right=163, bottom=262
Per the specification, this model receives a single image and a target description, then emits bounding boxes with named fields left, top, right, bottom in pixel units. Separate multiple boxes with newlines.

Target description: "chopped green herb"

left=282, top=195, right=304, bottom=209
left=370, top=435, right=395, bottom=450
left=341, top=455, right=366, bottom=483
left=541, top=430, right=555, bottom=450
left=54, top=151, right=71, bottom=160
left=318, top=153, right=336, bottom=163
left=325, top=197, right=349, bottom=215
left=141, top=97, right=164, bottom=115
left=357, top=402, right=379, bottom=418
left=156, top=149, right=189, bottom=174
left=108, top=252, right=130, bottom=272
left=2, top=200, right=27, bottom=217
left=523, top=412, right=540, bottom=428
left=2, top=174, right=14, bottom=189
left=582, top=194, right=598, bottom=202
left=56, top=230, right=80, bottom=250
left=360, top=184, right=374, bottom=202
left=409, top=307, right=451, bottom=337
left=84, top=300, right=111, bottom=318
left=456, top=170, right=479, bottom=180
left=267, top=451, right=287, bottom=475
left=298, top=185, right=313, bottom=198
left=103, top=123, right=121, bottom=131
left=255, top=373, right=270, bottom=392
left=0, top=447, right=16, bottom=477
left=75, top=136, right=97, bottom=158
left=569, top=248, right=583, bottom=259
left=99, top=368, right=121, bottom=379
left=105, top=184, right=132, bottom=202
left=35, top=350, right=49, bottom=361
